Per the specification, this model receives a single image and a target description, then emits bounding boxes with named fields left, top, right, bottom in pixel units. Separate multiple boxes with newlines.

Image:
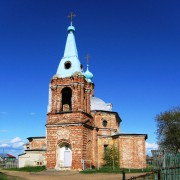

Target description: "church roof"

left=56, top=23, right=83, bottom=78
left=112, top=133, right=148, bottom=140
left=90, top=96, right=112, bottom=111
left=27, top=136, right=46, bottom=140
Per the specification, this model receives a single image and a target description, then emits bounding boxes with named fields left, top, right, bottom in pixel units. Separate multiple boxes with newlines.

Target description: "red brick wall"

left=46, top=124, right=95, bottom=169
left=91, top=111, right=120, bottom=136
left=29, top=138, right=46, bottom=150
left=118, top=136, right=146, bottom=169
left=46, top=125, right=83, bottom=169
left=46, top=74, right=146, bottom=170
left=97, top=135, right=146, bottom=169
left=49, top=75, right=94, bottom=114
left=46, top=75, right=94, bottom=169
left=47, top=112, right=93, bottom=125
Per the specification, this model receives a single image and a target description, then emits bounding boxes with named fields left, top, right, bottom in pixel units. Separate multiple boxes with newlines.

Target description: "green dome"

left=84, top=64, right=93, bottom=82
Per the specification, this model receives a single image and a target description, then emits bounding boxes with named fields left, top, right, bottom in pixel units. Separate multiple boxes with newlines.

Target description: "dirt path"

left=0, top=170, right=146, bottom=180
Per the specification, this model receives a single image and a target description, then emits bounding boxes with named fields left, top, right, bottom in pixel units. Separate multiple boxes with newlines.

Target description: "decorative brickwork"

left=45, top=72, right=147, bottom=170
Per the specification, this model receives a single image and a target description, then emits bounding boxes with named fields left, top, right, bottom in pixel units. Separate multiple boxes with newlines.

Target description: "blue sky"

left=0, top=0, right=180, bottom=157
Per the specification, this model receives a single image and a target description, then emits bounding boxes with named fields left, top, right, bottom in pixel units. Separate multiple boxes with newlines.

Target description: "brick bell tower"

left=46, top=14, right=96, bottom=170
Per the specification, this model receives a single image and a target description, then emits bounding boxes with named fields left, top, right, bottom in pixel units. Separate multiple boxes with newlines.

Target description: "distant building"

left=19, top=18, right=147, bottom=170
left=146, top=155, right=153, bottom=165
left=0, top=153, right=16, bottom=162
left=18, top=137, right=46, bottom=168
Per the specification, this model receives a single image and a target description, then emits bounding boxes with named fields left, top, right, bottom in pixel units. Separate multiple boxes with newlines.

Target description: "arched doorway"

left=56, top=143, right=72, bottom=170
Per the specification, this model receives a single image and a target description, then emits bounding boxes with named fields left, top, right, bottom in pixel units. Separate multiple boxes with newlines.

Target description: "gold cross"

left=85, top=54, right=91, bottom=64
left=67, top=12, right=76, bottom=24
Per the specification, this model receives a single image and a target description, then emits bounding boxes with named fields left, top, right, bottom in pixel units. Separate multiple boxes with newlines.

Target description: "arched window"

left=61, top=87, right=72, bottom=111
left=102, top=120, right=108, bottom=127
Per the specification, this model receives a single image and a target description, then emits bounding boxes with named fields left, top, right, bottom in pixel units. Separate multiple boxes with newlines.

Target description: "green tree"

left=103, top=144, right=119, bottom=170
left=155, top=106, right=180, bottom=153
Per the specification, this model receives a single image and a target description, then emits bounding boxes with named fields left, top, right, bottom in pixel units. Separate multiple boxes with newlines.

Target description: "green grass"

left=0, top=172, right=8, bottom=180
left=80, top=166, right=153, bottom=174
left=3, top=166, right=46, bottom=172
left=0, top=172, right=25, bottom=180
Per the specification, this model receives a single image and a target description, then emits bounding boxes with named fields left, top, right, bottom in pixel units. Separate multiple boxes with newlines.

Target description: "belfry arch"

left=61, top=87, right=72, bottom=111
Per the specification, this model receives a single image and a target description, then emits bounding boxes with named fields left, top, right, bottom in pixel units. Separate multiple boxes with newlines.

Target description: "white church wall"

left=18, top=151, right=46, bottom=168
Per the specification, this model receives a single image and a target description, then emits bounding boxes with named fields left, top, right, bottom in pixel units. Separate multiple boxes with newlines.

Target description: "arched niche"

left=61, top=87, right=72, bottom=111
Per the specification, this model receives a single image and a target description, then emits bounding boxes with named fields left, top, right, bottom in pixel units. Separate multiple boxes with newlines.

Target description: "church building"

left=19, top=15, right=147, bottom=170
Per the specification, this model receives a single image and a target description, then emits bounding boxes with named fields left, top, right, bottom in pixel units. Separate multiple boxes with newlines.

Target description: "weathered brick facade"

left=45, top=72, right=147, bottom=170
left=46, top=74, right=96, bottom=170
left=97, top=135, right=146, bottom=169
left=28, top=137, right=46, bottom=150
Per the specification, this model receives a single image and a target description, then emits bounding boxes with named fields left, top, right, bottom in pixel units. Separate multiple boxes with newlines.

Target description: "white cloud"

left=146, top=142, right=158, bottom=149
left=10, top=137, right=22, bottom=143
left=10, top=137, right=25, bottom=149
left=0, top=143, right=10, bottom=148
left=146, top=142, right=159, bottom=155
left=12, top=141, right=24, bottom=148
left=0, top=137, right=26, bottom=158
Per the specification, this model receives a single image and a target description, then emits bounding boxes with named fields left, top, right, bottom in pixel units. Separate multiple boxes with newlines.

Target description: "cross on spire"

left=85, top=53, right=91, bottom=64
left=68, top=12, right=76, bottom=25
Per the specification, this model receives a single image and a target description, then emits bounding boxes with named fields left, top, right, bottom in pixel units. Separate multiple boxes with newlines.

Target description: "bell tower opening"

left=61, top=87, right=72, bottom=111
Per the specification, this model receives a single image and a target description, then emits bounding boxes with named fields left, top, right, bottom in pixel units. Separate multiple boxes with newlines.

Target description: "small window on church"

left=64, top=61, right=71, bottom=69
left=65, top=144, right=69, bottom=150
left=102, top=120, right=107, bottom=127
left=104, top=145, right=108, bottom=153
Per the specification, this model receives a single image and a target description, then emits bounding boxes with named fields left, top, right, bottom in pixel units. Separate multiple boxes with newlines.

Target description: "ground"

left=0, top=170, right=146, bottom=180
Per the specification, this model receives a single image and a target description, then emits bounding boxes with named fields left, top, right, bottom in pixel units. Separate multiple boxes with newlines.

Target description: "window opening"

left=102, top=120, right=108, bottom=127
left=104, top=145, right=108, bottom=153
left=61, top=87, right=72, bottom=111
left=64, top=61, right=71, bottom=69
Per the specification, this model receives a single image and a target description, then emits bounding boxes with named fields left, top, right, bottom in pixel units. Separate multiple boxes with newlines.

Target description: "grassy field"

left=2, top=165, right=152, bottom=175
left=2, top=166, right=46, bottom=172
left=0, top=172, right=25, bottom=180
left=80, top=166, right=153, bottom=174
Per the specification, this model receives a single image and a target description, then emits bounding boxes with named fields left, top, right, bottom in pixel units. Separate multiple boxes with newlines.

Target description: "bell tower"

left=46, top=13, right=96, bottom=170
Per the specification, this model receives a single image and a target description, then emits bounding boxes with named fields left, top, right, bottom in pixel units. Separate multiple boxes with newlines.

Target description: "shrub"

left=103, top=144, right=119, bottom=170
